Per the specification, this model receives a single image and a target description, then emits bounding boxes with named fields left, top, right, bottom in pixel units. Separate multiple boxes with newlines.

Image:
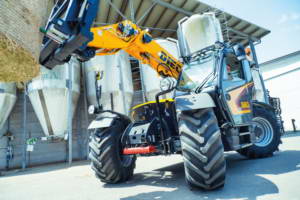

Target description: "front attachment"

left=39, top=0, right=99, bottom=69
left=124, top=100, right=179, bottom=155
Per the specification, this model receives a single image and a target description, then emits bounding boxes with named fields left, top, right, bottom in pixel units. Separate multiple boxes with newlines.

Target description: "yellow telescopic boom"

left=88, top=20, right=182, bottom=78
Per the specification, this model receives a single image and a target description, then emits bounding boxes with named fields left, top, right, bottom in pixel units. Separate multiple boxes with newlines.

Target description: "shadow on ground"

left=104, top=150, right=300, bottom=200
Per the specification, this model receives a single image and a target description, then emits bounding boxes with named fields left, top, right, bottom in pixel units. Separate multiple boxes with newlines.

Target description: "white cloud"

left=279, top=14, right=288, bottom=24
left=278, top=13, right=300, bottom=24
left=280, top=24, right=300, bottom=33
left=291, top=13, right=300, bottom=20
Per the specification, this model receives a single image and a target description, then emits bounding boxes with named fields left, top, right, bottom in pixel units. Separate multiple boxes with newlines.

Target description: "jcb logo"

left=159, top=51, right=181, bottom=73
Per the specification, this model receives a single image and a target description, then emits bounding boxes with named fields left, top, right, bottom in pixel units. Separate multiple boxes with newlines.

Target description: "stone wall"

left=0, top=0, right=52, bottom=58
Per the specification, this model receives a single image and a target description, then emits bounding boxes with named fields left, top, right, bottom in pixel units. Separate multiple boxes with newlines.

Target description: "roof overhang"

left=94, top=0, right=270, bottom=46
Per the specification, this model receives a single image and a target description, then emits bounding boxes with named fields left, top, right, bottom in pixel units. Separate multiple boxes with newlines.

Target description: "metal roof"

left=260, top=49, right=300, bottom=66
left=94, top=0, right=270, bottom=46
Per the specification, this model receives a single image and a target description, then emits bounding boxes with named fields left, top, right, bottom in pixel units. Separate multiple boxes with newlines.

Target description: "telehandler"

left=39, top=0, right=284, bottom=190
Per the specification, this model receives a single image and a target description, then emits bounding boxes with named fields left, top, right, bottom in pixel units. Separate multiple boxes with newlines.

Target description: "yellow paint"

left=88, top=20, right=183, bottom=79
left=238, top=109, right=251, bottom=114
left=132, top=99, right=174, bottom=110
left=241, top=101, right=250, bottom=108
left=227, top=82, right=254, bottom=115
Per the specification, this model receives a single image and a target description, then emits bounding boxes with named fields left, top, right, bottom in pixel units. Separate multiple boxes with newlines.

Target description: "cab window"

left=223, top=54, right=245, bottom=81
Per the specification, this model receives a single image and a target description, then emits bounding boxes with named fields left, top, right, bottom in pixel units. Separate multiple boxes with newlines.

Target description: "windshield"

left=177, top=53, right=216, bottom=91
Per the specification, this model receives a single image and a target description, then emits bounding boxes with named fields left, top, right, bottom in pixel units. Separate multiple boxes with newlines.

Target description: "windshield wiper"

left=183, top=42, right=224, bottom=63
left=194, top=72, right=214, bottom=94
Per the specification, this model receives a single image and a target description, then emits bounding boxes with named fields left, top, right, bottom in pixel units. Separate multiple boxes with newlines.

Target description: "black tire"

left=178, top=108, right=226, bottom=190
left=237, top=105, right=281, bottom=158
left=89, top=119, right=136, bottom=183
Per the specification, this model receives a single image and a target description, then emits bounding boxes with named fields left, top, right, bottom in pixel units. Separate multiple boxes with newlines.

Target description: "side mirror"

left=233, top=44, right=246, bottom=61
left=160, top=77, right=177, bottom=92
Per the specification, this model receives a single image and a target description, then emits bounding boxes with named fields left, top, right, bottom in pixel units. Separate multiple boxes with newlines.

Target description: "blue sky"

left=200, top=0, right=300, bottom=63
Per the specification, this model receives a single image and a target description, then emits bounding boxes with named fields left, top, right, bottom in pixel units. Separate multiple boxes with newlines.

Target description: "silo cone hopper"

left=0, top=83, right=17, bottom=135
left=27, top=58, right=80, bottom=137
left=84, top=51, right=133, bottom=116
left=140, top=38, right=179, bottom=101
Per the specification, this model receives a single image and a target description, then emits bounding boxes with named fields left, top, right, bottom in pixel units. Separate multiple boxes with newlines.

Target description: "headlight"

left=160, top=77, right=177, bottom=91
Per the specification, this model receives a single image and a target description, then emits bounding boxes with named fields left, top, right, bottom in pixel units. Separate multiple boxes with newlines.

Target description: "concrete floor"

left=1, top=134, right=300, bottom=200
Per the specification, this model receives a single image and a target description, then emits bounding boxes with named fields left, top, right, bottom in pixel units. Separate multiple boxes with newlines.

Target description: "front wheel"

left=238, top=105, right=281, bottom=158
left=89, top=119, right=136, bottom=183
left=178, top=108, right=226, bottom=190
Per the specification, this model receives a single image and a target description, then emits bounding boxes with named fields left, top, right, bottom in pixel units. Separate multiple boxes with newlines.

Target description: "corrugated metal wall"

left=261, top=51, right=300, bottom=131
left=263, top=68, right=300, bottom=131
left=0, top=89, right=90, bottom=171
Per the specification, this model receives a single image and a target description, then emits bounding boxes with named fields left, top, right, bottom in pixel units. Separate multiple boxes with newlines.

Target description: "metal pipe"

left=76, top=95, right=82, bottom=158
left=249, top=39, right=269, bottom=104
left=22, top=84, right=27, bottom=169
left=110, top=93, right=114, bottom=111
left=138, top=60, right=147, bottom=102
left=159, top=0, right=187, bottom=37
left=249, top=40, right=259, bottom=68
left=136, top=2, right=156, bottom=25
left=6, top=116, right=10, bottom=170
left=81, top=63, right=90, bottom=160
left=151, top=0, right=193, bottom=16
left=118, top=63, right=127, bottom=114
left=292, top=119, right=297, bottom=132
left=93, top=22, right=176, bottom=32
left=105, top=0, right=127, bottom=20
left=141, top=26, right=176, bottom=32
left=67, top=59, right=73, bottom=165
left=129, top=0, right=135, bottom=22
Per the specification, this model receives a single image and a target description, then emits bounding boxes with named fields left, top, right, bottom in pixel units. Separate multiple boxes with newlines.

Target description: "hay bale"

left=0, top=0, right=53, bottom=82
left=0, top=34, right=39, bottom=82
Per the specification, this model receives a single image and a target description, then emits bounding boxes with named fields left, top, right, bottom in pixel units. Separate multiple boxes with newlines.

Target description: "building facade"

left=260, top=50, right=300, bottom=131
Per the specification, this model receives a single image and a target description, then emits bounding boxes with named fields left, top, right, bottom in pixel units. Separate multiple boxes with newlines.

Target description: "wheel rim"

left=253, top=117, right=274, bottom=147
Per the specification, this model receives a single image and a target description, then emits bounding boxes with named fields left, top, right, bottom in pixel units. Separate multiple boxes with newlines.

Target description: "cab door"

left=220, top=53, right=254, bottom=125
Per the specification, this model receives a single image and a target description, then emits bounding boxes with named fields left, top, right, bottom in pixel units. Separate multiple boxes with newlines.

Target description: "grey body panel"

left=175, top=93, right=215, bottom=111
left=88, top=111, right=131, bottom=130
left=88, top=112, right=117, bottom=129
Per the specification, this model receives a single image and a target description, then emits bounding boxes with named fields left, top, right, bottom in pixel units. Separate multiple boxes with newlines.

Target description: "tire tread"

left=179, top=108, right=226, bottom=190
left=89, top=120, right=136, bottom=184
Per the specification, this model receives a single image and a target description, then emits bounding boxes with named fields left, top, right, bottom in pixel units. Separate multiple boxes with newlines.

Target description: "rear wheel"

left=89, top=119, right=136, bottom=183
left=178, top=108, right=226, bottom=190
left=237, top=106, right=281, bottom=158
